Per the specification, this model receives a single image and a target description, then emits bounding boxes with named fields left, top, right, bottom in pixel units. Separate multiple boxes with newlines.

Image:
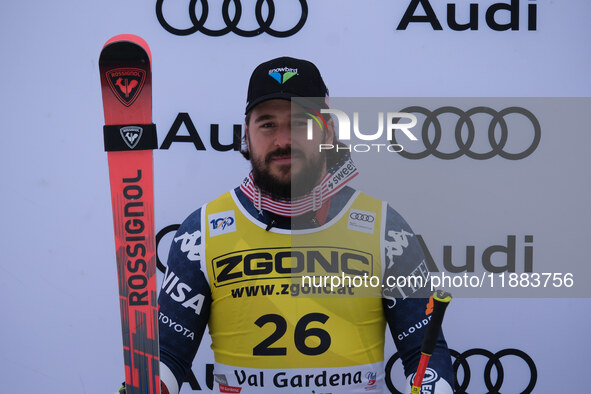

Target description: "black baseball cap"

left=245, top=56, right=329, bottom=114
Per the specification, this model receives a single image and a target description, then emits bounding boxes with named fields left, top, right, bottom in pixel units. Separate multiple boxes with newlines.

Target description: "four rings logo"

left=386, top=348, right=537, bottom=393
left=156, top=0, right=308, bottom=37
left=451, top=348, right=537, bottom=393
left=348, top=209, right=376, bottom=234
left=390, top=106, right=541, bottom=160
left=349, top=212, right=375, bottom=222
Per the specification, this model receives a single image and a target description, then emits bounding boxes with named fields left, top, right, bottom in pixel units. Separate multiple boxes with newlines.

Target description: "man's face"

left=245, top=99, right=334, bottom=199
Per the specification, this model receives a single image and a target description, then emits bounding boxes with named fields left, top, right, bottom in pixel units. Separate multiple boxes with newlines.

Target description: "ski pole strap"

left=103, top=123, right=157, bottom=151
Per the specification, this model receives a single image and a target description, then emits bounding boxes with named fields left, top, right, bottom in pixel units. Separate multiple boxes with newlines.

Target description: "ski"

left=99, top=34, right=160, bottom=394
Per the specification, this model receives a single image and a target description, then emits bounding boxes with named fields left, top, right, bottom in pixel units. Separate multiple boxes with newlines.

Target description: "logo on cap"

left=268, top=67, right=298, bottom=84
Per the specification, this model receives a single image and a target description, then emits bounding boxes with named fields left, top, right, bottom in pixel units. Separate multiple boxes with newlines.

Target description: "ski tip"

left=103, top=34, right=152, bottom=63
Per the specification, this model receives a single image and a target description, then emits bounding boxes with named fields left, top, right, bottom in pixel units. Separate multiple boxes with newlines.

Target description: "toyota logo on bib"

left=390, top=106, right=541, bottom=160
left=156, top=0, right=308, bottom=37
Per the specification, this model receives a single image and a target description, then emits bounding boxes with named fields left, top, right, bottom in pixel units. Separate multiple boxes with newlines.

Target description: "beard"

left=251, top=146, right=326, bottom=200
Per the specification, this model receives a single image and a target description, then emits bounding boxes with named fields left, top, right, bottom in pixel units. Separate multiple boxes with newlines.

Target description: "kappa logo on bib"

left=208, top=210, right=236, bottom=237
left=347, top=209, right=376, bottom=234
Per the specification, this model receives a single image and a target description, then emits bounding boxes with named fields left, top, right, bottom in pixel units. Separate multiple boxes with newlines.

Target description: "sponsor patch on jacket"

left=347, top=209, right=376, bottom=234
left=208, top=210, right=236, bottom=237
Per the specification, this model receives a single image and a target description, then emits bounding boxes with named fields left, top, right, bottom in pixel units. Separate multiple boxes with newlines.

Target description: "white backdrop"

left=1, top=0, right=589, bottom=393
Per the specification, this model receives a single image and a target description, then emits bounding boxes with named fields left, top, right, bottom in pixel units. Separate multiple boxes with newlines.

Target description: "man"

left=137, top=57, right=454, bottom=393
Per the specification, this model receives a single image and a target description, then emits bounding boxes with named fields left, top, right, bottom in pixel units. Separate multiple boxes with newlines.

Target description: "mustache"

left=265, top=147, right=303, bottom=163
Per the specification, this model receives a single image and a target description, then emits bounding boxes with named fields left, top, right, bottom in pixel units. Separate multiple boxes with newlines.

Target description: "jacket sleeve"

left=158, top=207, right=212, bottom=394
left=382, top=204, right=455, bottom=393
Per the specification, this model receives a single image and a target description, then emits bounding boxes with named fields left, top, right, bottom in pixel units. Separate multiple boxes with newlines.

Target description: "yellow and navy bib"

left=199, top=190, right=388, bottom=392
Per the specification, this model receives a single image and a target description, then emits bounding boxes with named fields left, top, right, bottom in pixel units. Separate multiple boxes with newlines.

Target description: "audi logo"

left=156, top=0, right=308, bottom=37
left=386, top=348, right=537, bottom=394
left=390, top=106, right=541, bottom=160
left=349, top=212, right=375, bottom=222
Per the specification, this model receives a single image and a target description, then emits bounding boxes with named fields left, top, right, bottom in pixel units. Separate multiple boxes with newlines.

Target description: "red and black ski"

left=99, top=34, right=160, bottom=394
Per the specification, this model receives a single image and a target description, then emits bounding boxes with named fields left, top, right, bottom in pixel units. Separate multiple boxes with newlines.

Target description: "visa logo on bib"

left=208, top=211, right=236, bottom=237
